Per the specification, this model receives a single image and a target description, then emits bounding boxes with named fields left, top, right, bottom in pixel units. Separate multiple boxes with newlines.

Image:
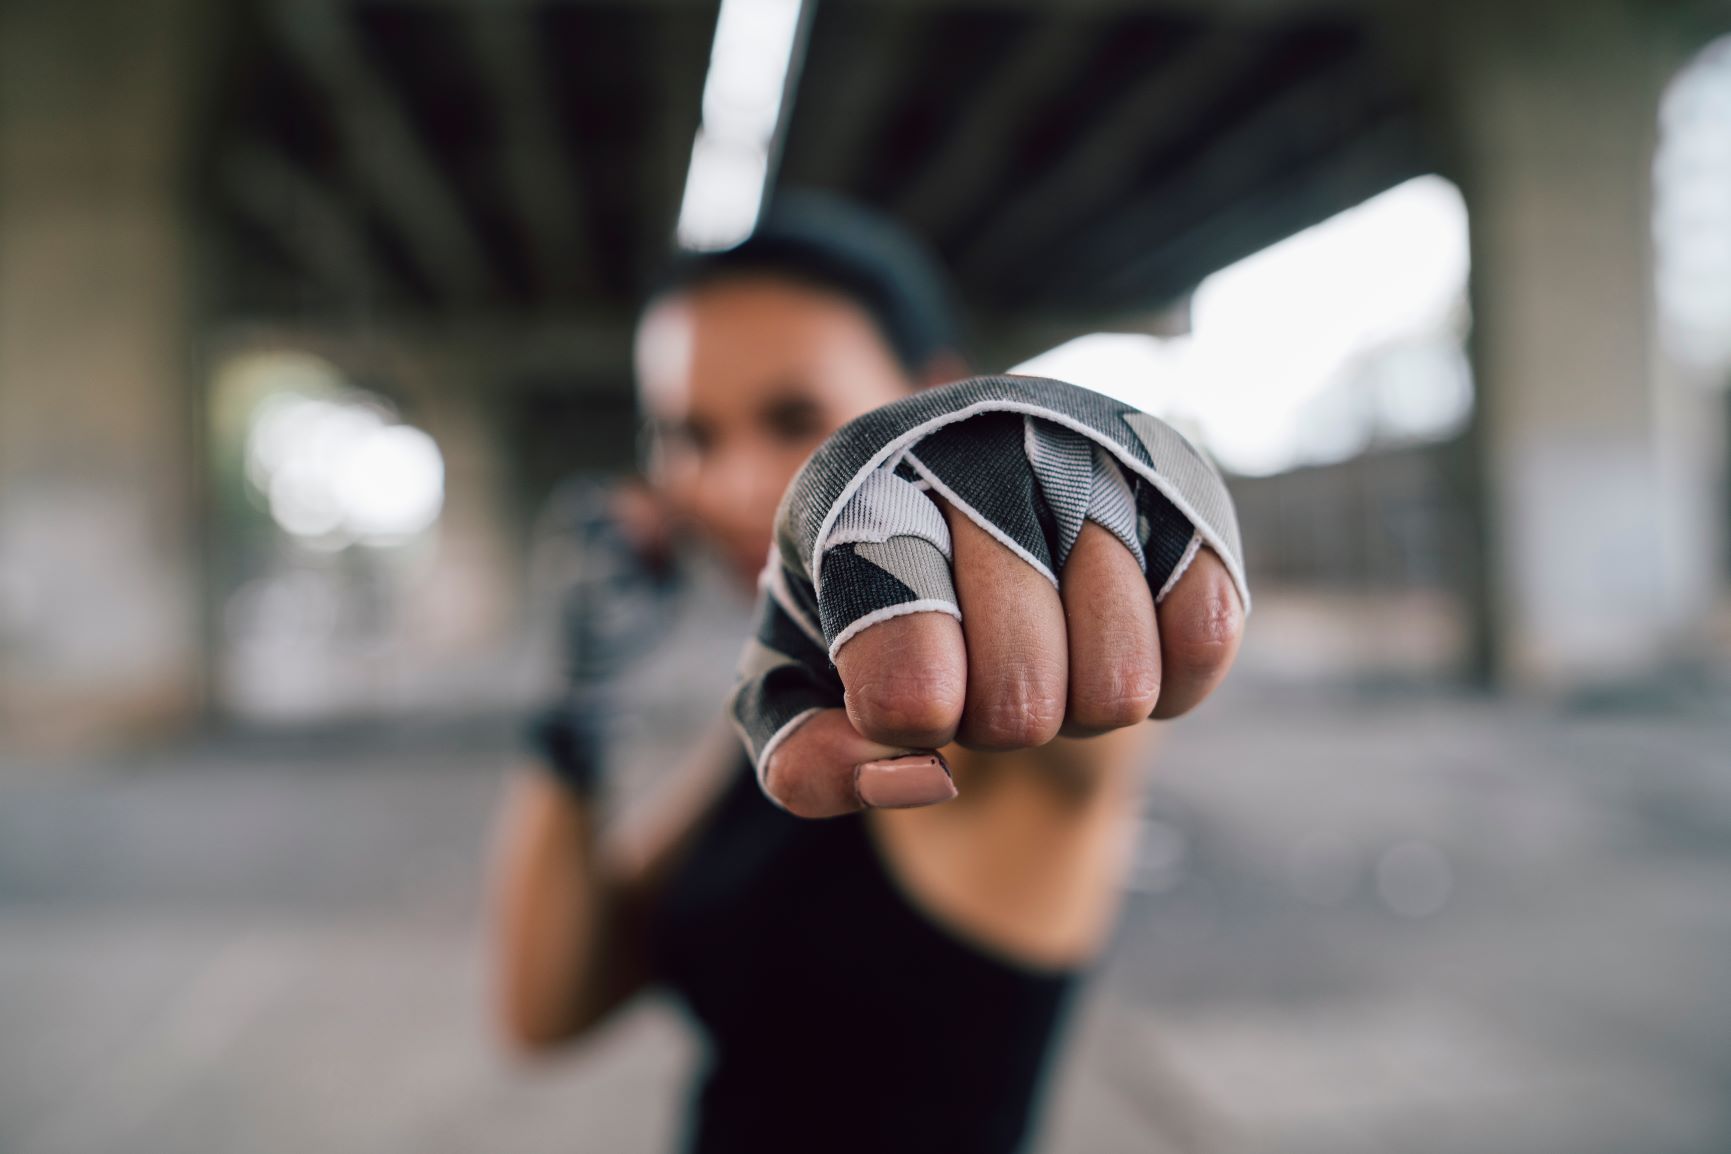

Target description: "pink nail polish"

left=855, top=754, right=956, bottom=809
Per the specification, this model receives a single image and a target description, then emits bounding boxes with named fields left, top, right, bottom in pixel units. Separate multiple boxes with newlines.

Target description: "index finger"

left=835, top=607, right=967, bottom=749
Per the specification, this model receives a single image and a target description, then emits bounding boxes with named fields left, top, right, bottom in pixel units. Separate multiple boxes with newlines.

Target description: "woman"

left=488, top=196, right=1245, bottom=1153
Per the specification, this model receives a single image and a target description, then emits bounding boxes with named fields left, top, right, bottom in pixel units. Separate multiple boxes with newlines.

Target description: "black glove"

left=526, top=477, right=681, bottom=798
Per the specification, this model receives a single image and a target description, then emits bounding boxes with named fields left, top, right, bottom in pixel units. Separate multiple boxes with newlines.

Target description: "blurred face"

left=636, top=276, right=916, bottom=585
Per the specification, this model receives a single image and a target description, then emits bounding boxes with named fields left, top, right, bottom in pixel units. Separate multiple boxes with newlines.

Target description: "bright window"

left=1013, top=175, right=1473, bottom=476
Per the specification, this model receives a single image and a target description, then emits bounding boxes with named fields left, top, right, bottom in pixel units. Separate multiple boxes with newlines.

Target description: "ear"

left=915, top=351, right=971, bottom=390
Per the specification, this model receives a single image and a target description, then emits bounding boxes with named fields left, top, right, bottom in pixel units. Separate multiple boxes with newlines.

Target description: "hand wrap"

left=727, top=375, right=1249, bottom=791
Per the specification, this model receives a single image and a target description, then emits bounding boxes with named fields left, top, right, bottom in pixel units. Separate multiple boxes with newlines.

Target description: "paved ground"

left=3, top=677, right=1729, bottom=1154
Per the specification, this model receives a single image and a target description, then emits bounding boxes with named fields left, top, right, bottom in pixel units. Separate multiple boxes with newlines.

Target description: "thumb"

left=761, top=709, right=955, bottom=819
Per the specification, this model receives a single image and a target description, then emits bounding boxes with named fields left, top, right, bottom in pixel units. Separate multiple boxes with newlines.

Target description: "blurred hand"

left=523, top=476, right=683, bottom=799
left=534, top=476, right=680, bottom=691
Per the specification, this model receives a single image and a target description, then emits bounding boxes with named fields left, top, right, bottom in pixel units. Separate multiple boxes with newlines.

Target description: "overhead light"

left=676, top=0, right=805, bottom=251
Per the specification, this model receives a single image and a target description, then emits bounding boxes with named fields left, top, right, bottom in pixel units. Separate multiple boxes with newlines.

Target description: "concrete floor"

left=2, top=683, right=1729, bottom=1154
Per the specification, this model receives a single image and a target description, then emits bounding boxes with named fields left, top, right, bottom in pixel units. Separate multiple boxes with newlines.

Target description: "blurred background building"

left=2, top=1, right=1730, bottom=1152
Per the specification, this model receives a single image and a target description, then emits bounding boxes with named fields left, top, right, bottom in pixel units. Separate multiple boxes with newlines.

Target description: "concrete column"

left=0, top=0, right=210, bottom=747
left=1438, top=0, right=1726, bottom=690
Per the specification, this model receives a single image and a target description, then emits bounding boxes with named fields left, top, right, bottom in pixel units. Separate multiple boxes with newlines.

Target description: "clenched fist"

left=729, top=375, right=1249, bottom=818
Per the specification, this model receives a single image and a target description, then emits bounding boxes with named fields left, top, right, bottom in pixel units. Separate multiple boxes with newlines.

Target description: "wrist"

left=526, top=700, right=606, bottom=799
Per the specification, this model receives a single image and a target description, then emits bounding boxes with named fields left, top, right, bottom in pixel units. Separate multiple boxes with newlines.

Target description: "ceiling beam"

left=1090, top=116, right=1424, bottom=306
left=212, top=313, right=641, bottom=389
left=217, top=142, right=379, bottom=308
left=467, top=7, right=595, bottom=302
left=892, top=15, right=1097, bottom=242
left=270, top=0, right=495, bottom=308
left=957, top=31, right=1264, bottom=286
left=646, top=6, right=710, bottom=261
left=1048, top=64, right=1411, bottom=306
left=777, top=5, right=924, bottom=192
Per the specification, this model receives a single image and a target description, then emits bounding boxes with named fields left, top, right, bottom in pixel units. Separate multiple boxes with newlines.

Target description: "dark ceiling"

left=205, top=0, right=1432, bottom=329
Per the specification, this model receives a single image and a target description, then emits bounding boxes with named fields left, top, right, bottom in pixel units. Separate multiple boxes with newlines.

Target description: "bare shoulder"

left=861, top=726, right=1156, bottom=970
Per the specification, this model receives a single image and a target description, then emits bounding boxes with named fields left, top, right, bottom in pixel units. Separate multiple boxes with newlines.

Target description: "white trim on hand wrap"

left=808, top=398, right=1250, bottom=614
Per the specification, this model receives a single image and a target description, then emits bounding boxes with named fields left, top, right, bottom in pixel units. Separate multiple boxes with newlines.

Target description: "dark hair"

left=650, top=192, right=963, bottom=377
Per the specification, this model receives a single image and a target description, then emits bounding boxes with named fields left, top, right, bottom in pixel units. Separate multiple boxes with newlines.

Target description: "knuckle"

left=846, top=673, right=965, bottom=742
left=1168, top=589, right=1243, bottom=669
left=1072, top=663, right=1161, bottom=729
left=969, top=678, right=1065, bottom=748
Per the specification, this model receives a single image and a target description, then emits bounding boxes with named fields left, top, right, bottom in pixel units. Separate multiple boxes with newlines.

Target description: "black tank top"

left=647, top=755, right=1084, bottom=1154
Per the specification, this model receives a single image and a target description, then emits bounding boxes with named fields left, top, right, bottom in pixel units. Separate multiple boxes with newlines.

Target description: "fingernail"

left=855, top=753, right=956, bottom=809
